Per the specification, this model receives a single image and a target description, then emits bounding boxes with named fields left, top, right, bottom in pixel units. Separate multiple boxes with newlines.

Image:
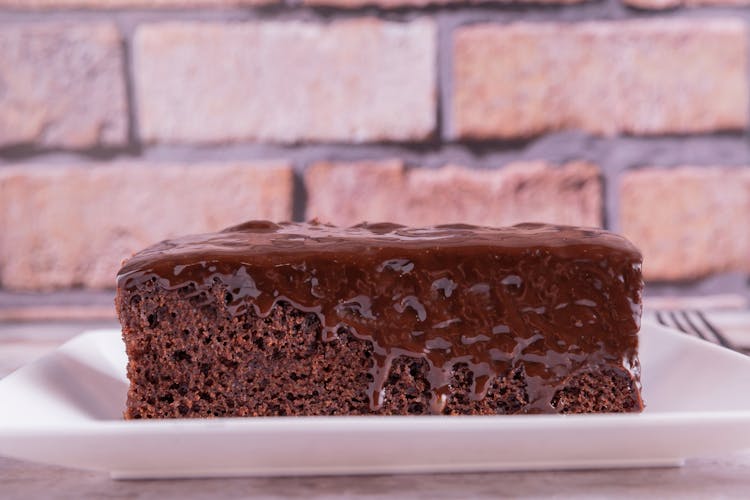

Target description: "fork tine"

left=653, top=308, right=746, bottom=354
left=668, top=310, right=701, bottom=338
left=679, top=310, right=711, bottom=342
left=694, top=310, right=733, bottom=349
left=654, top=310, right=669, bottom=328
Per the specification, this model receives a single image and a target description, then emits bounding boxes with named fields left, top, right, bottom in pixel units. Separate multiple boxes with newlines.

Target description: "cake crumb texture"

left=118, top=279, right=640, bottom=418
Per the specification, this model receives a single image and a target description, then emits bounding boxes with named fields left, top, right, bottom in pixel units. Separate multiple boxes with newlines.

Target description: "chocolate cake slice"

left=116, top=221, right=644, bottom=419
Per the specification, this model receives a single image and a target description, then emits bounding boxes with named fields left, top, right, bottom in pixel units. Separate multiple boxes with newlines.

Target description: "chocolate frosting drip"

left=118, top=221, right=643, bottom=414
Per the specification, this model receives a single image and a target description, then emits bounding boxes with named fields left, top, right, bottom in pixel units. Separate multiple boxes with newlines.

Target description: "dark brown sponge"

left=118, top=279, right=641, bottom=419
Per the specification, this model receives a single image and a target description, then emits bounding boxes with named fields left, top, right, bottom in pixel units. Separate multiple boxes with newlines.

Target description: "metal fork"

left=653, top=309, right=748, bottom=355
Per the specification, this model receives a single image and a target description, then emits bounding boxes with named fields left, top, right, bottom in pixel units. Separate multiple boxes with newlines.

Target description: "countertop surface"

left=2, top=317, right=750, bottom=499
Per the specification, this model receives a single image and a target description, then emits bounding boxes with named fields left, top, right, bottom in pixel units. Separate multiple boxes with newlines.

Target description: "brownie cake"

left=116, top=221, right=644, bottom=419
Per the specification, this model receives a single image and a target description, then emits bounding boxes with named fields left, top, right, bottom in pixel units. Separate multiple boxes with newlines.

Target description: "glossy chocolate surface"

left=118, top=221, right=643, bottom=414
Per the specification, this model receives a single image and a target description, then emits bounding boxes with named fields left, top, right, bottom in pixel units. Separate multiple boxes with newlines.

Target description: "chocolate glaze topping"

left=118, top=221, right=643, bottom=414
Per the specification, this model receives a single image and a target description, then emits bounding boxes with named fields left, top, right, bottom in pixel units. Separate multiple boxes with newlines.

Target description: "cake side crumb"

left=117, top=279, right=641, bottom=418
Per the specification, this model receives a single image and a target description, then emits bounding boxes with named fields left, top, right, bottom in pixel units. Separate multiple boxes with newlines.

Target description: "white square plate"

left=1, top=320, right=750, bottom=479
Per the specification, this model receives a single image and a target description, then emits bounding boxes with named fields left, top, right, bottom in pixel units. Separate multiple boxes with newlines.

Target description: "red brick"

left=305, top=0, right=580, bottom=7
left=625, top=0, right=750, bottom=8
left=622, top=0, right=681, bottom=6
left=0, top=23, right=127, bottom=149
left=0, top=0, right=274, bottom=7
left=452, top=20, right=748, bottom=139
left=619, top=167, right=750, bottom=281
left=0, top=162, right=293, bottom=290
left=305, top=160, right=601, bottom=228
left=134, top=20, right=436, bottom=144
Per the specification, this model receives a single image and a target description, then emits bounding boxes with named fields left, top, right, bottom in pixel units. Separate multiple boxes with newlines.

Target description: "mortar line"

left=436, top=12, right=453, bottom=142
left=2, top=2, right=750, bottom=24
left=3, top=134, right=750, bottom=169
left=600, top=153, right=624, bottom=233
left=119, top=24, right=142, bottom=154
left=291, top=161, right=309, bottom=222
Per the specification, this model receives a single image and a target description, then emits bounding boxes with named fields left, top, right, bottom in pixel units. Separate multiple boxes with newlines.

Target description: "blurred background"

left=0, top=0, right=749, bottom=329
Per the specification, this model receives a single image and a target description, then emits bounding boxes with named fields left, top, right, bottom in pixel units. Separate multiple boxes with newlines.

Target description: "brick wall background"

left=0, top=1, right=749, bottom=302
